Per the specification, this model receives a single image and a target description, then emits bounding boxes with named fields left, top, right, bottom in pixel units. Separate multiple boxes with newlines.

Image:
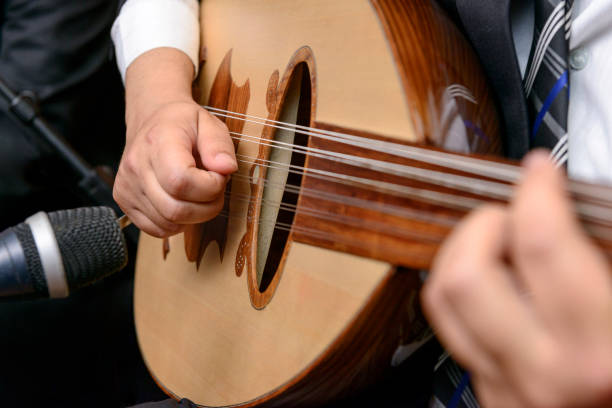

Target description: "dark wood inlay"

left=183, top=50, right=251, bottom=266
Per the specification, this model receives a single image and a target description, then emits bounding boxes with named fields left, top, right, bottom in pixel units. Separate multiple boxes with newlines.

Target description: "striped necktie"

left=524, top=0, right=573, bottom=166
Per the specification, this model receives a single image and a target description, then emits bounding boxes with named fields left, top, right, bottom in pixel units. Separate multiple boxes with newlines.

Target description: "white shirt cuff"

left=111, top=0, right=200, bottom=83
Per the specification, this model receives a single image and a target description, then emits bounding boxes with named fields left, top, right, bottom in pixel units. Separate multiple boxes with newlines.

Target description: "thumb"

left=197, top=109, right=238, bottom=175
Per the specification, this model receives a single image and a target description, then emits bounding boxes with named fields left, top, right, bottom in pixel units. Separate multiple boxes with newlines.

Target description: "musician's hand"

left=114, top=48, right=237, bottom=237
left=422, top=151, right=612, bottom=408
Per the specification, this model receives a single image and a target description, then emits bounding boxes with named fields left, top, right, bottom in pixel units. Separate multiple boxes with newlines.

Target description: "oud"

left=134, top=1, right=612, bottom=406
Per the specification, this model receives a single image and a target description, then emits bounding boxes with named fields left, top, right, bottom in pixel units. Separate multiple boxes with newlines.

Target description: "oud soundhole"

left=256, top=63, right=311, bottom=293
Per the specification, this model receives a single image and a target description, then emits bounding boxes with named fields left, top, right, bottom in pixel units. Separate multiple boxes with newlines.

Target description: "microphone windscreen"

left=47, top=207, right=128, bottom=291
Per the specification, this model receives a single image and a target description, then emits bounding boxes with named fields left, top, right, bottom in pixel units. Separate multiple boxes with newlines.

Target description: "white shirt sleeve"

left=111, top=0, right=200, bottom=83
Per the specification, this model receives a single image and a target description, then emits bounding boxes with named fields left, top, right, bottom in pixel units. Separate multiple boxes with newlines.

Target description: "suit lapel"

left=450, top=0, right=530, bottom=158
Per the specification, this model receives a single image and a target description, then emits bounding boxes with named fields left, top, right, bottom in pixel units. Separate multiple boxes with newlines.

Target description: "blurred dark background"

left=0, top=1, right=167, bottom=406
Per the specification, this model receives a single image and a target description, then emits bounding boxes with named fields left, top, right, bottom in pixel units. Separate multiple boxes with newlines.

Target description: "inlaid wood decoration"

left=183, top=50, right=251, bottom=266
left=134, top=1, right=612, bottom=407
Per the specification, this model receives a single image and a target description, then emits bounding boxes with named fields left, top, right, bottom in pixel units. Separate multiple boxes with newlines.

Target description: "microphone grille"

left=13, top=222, right=47, bottom=294
left=48, top=207, right=128, bottom=291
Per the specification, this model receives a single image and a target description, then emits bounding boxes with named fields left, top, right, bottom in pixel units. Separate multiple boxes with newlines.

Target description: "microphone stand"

left=0, top=75, right=137, bottom=244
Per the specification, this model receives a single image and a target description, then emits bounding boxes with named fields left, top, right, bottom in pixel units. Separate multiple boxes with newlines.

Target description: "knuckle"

left=439, top=260, right=481, bottom=302
left=122, top=151, right=140, bottom=175
left=144, top=124, right=168, bottom=146
left=143, top=128, right=157, bottom=146
left=164, top=171, right=190, bottom=197
left=160, top=201, right=189, bottom=223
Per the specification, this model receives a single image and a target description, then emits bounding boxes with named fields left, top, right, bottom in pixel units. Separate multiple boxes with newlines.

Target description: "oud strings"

left=174, top=106, right=612, bottom=244
left=206, top=106, right=612, bottom=207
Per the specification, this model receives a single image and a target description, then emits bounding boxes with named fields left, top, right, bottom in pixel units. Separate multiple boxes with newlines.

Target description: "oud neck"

left=288, top=124, right=612, bottom=269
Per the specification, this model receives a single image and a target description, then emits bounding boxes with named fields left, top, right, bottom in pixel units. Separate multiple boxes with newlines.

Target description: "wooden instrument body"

left=135, top=1, right=502, bottom=406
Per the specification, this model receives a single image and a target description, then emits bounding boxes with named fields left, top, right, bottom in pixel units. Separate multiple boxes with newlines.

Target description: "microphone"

left=0, top=207, right=128, bottom=300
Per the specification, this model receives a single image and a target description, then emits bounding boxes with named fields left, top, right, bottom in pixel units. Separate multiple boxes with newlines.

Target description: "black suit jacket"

left=438, top=0, right=530, bottom=159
